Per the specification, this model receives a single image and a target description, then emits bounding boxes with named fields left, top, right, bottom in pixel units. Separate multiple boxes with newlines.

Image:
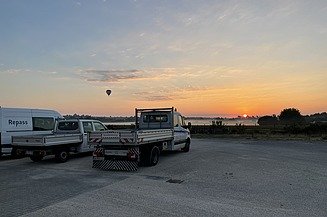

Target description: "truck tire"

left=55, top=150, right=69, bottom=163
left=182, top=139, right=190, bottom=152
left=139, top=147, right=148, bottom=166
left=11, top=147, right=25, bottom=159
left=30, top=155, right=43, bottom=162
left=11, top=147, right=18, bottom=158
left=149, top=146, right=160, bottom=166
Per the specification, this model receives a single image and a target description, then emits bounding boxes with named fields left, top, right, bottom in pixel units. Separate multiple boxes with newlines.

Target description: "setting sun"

left=243, top=114, right=248, bottom=118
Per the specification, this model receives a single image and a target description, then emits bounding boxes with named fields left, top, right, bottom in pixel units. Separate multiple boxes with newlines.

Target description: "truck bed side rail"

left=136, top=129, right=173, bottom=144
left=89, top=129, right=173, bottom=146
left=12, top=134, right=83, bottom=147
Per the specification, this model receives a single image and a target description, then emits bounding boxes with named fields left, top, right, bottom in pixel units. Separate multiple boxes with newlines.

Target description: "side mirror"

left=183, top=122, right=192, bottom=129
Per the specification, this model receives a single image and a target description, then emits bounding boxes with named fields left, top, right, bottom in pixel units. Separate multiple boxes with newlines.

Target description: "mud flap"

left=92, top=160, right=139, bottom=171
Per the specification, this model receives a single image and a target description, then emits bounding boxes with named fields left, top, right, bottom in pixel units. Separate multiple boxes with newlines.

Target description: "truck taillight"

left=127, top=152, right=136, bottom=160
left=127, top=148, right=139, bottom=161
left=127, top=150, right=139, bottom=161
left=93, top=148, right=104, bottom=157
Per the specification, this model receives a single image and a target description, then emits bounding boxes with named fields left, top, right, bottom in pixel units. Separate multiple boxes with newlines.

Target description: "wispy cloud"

left=131, top=85, right=213, bottom=102
left=131, top=90, right=170, bottom=101
left=0, top=68, right=58, bottom=75
left=144, top=95, right=174, bottom=101
left=0, top=68, right=29, bottom=74
left=0, top=68, right=75, bottom=83
left=80, top=69, right=145, bottom=82
left=78, top=67, right=179, bottom=83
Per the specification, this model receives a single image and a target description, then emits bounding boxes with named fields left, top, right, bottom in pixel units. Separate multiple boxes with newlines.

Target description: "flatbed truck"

left=89, top=107, right=191, bottom=171
left=12, top=119, right=107, bottom=162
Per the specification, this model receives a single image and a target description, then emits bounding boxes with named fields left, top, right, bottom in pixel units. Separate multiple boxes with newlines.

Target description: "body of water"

left=185, top=118, right=258, bottom=126
left=105, top=118, right=258, bottom=126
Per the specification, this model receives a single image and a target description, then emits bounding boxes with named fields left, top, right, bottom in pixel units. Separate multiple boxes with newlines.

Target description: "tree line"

left=258, top=108, right=327, bottom=126
left=63, top=114, right=135, bottom=123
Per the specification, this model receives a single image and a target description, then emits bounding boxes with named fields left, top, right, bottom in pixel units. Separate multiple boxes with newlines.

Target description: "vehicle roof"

left=59, top=119, right=102, bottom=122
left=0, top=107, right=62, bottom=118
left=0, top=107, right=58, bottom=112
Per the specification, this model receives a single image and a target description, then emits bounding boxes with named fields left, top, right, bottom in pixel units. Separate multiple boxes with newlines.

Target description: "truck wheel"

left=11, top=147, right=25, bottom=159
left=139, top=147, right=148, bottom=166
left=11, top=147, right=18, bottom=158
left=30, top=155, right=43, bottom=162
left=55, top=150, right=69, bottom=163
left=182, top=139, right=190, bottom=152
left=149, top=146, right=160, bottom=166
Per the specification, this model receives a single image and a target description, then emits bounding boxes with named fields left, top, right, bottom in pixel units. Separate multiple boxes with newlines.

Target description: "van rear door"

left=1, top=108, right=33, bottom=154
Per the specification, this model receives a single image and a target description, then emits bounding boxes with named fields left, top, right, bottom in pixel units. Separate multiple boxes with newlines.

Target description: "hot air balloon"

left=106, top=90, right=112, bottom=96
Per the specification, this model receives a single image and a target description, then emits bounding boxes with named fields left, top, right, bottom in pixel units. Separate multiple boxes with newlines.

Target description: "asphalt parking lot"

left=0, top=138, right=326, bottom=217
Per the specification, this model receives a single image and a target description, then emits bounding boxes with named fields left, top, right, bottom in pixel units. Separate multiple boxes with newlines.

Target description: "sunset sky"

left=1, top=0, right=326, bottom=117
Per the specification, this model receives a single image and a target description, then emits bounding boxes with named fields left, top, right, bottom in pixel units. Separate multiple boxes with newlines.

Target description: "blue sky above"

left=1, top=0, right=326, bottom=116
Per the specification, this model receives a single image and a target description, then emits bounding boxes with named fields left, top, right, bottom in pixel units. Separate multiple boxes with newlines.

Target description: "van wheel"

left=149, top=146, right=160, bottom=166
left=30, top=155, right=43, bottom=162
left=182, top=139, right=190, bottom=152
left=55, top=150, right=69, bottom=163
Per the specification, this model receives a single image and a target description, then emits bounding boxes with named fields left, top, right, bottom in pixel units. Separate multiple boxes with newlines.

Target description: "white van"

left=0, top=107, right=62, bottom=156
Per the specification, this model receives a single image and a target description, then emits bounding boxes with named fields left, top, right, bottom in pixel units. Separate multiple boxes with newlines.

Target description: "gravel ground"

left=0, top=138, right=326, bottom=217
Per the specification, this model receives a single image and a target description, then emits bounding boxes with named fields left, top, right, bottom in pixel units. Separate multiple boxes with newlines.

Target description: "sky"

left=0, top=0, right=326, bottom=117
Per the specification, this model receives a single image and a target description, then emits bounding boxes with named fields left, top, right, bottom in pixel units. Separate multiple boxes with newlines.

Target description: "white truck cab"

left=0, top=107, right=62, bottom=156
left=139, top=109, right=190, bottom=151
left=173, top=111, right=190, bottom=151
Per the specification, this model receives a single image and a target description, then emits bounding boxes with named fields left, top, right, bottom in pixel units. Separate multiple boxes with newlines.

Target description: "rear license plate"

left=105, top=150, right=128, bottom=156
left=93, top=156, right=104, bottom=161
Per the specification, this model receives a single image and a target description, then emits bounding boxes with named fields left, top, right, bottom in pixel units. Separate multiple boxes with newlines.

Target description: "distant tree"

left=305, top=112, right=327, bottom=123
left=279, top=108, right=304, bottom=125
left=258, top=115, right=278, bottom=126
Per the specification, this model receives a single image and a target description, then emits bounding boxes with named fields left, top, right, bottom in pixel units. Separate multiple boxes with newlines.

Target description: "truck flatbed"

left=89, top=129, right=173, bottom=146
left=12, top=133, right=83, bottom=147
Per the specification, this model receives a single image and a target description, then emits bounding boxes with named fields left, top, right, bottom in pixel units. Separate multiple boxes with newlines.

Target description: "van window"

left=32, top=117, right=55, bottom=131
left=94, top=122, right=106, bottom=131
left=58, top=121, right=79, bottom=131
left=143, top=114, right=168, bottom=123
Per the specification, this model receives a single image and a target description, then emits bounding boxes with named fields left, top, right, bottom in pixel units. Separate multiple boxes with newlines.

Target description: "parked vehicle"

left=11, top=119, right=107, bottom=162
left=0, top=107, right=62, bottom=157
left=89, top=107, right=191, bottom=171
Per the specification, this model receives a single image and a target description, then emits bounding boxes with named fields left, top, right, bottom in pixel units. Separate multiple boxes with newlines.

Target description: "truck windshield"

left=94, top=122, right=107, bottom=131
left=58, top=121, right=79, bottom=131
